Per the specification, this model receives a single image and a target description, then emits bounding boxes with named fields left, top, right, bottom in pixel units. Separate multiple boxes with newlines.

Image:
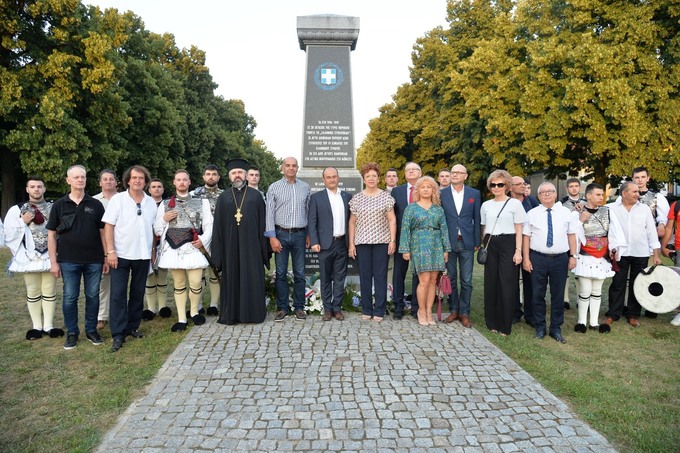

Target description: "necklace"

left=232, top=186, right=248, bottom=226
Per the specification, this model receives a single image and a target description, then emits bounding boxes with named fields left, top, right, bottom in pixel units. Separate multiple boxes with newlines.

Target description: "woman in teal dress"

left=399, top=176, right=451, bottom=326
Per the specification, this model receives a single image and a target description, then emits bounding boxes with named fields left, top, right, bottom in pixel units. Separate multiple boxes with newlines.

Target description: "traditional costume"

left=154, top=194, right=212, bottom=331
left=5, top=200, right=64, bottom=339
left=190, top=185, right=223, bottom=316
left=143, top=198, right=170, bottom=320
left=213, top=158, right=269, bottom=325
left=573, top=205, right=624, bottom=332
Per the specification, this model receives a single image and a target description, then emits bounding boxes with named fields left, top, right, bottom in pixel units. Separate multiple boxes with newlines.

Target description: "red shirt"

left=668, top=201, right=680, bottom=248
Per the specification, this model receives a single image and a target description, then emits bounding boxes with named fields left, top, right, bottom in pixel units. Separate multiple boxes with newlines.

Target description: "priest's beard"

left=231, top=178, right=246, bottom=189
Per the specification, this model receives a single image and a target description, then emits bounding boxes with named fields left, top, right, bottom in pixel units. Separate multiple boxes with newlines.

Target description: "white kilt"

left=157, top=241, right=208, bottom=270
left=573, top=254, right=614, bottom=279
left=8, top=251, right=51, bottom=273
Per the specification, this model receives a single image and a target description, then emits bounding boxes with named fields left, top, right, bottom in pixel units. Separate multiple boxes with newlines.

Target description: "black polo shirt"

left=46, top=193, right=105, bottom=264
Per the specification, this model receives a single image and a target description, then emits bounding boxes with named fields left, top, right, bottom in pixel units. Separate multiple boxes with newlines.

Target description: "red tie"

left=409, top=186, right=414, bottom=203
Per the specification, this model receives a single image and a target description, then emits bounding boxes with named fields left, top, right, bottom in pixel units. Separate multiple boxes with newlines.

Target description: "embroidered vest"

left=20, top=201, right=52, bottom=253
left=582, top=206, right=610, bottom=238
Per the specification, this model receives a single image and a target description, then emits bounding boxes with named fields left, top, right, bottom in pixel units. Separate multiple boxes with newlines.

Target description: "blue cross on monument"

left=321, top=68, right=336, bottom=85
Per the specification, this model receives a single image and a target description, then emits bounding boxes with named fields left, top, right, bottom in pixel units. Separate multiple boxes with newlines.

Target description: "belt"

left=530, top=250, right=568, bottom=258
left=276, top=226, right=305, bottom=233
left=415, top=227, right=440, bottom=231
left=333, top=235, right=345, bottom=241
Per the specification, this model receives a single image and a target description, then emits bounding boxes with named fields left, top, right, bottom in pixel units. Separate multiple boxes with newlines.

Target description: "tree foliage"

left=358, top=0, right=679, bottom=190
left=0, top=0, right=279, bottom=214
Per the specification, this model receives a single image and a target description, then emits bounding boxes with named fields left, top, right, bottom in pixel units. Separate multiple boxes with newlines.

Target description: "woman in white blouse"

left=480, top=170, right=527, bottom=336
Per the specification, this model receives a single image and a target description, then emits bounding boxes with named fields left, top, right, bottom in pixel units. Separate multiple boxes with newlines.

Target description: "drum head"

left=633, top=266, right=680, bottom=314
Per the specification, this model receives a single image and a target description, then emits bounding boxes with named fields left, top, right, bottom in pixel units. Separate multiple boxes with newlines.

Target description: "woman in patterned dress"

left=399, top=177, right=451, bottom=326
left=348, top=163, right=397, bottom=323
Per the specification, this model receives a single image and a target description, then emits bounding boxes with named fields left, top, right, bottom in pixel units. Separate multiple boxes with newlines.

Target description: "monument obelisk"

left=297, top=14, right=361, bottom=276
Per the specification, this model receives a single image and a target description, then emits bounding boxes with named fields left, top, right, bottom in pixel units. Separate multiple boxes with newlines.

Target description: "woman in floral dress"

left=399, top=176, right=451, bottom=326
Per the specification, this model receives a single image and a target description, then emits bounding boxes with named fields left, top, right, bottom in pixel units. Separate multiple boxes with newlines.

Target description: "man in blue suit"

left=441, top=164, right=481, bottom=327
left=309, top=167, right=352, bottom=321
left=392, top=162, right=422, bottom=319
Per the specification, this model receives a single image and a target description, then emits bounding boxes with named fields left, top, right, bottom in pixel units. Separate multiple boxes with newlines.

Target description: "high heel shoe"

left=427, top=312, right=436, bottom=326
left=417, top=310, right=428, bottom=326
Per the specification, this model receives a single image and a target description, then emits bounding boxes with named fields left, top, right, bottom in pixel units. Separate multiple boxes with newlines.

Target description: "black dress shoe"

left=393, top=310, right=403, bottom=320
left=564, top=301, right=571, bottom=310
left=206, top=306, right=219, bottom=316
left=550, top=333, right=567, bottom=344
left=534, top=330, right=546, bottom=339
left=111, top=338, right=124, bottom=352
left=158, top=307, right=172, bottom=318
left=574, top=323, right=587, bottom=333
left=125, top=329, right=144, bottom=339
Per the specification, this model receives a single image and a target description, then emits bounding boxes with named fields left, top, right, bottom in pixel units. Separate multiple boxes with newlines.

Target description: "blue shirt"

left=265, top=178, right=310, bottom=237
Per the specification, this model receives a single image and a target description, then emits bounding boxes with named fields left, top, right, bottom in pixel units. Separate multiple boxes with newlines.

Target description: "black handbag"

left=477, top=199, right=510, bottom=265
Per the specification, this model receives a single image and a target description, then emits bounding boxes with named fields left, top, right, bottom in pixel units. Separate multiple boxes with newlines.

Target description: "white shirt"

left=102, top=191, right=157, bottom=260
left=523, top=204, right=578, bottom=254
left=608, top=201, right=660, bottom=258
left=326, top=188, right=346, bottom=237
left=481, top=198, right=527, bottom=235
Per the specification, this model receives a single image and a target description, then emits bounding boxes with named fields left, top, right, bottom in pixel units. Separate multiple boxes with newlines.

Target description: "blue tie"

left=546, top=208, right=553, bottom=248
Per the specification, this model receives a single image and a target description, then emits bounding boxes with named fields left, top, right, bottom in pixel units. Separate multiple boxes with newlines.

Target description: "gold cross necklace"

left=232, top=186, right=248, bottom=226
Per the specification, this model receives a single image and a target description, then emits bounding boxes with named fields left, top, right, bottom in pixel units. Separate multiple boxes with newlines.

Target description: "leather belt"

left=276, top=226, right=305, bottom=233
left=333, top=235, right=345, bottom=241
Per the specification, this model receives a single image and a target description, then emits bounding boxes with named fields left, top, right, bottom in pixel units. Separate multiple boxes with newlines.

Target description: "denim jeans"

left=60, top=262, right=103, bottom=336
left=109, top=258, right=150, bottom=340
left=275, top=229, right=306, bottom=312
left=446, top=238, right=474, bottom=315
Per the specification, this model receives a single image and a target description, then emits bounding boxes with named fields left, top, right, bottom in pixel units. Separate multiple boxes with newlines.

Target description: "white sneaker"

left=671, top=313, right=680, bottom=327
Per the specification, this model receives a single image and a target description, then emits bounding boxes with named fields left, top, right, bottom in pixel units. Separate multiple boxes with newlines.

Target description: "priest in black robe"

left=213, top=158, right=269, bottom=325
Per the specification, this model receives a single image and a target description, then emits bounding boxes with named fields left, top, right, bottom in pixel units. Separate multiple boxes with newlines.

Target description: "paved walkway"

left=97, top=313, right=616, bottom=452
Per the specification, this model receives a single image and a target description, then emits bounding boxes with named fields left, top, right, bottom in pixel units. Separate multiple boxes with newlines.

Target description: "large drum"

left=633, top=266, right=680, bottom=314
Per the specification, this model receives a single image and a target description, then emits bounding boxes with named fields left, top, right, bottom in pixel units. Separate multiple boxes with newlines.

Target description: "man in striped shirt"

left=265, top=157, right=311, bottom=321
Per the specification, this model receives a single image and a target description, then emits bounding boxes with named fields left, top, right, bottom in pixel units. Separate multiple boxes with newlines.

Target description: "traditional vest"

left=561, top=196, right=585, bottom=213
left=191, top=186, right=223, bottom=215
left=164, top=196, right=204, bottom=249
left=639, top=190, right=658, bottom=219
left=582, top=206, right=610, bottom=238
left=20, top=200, right=52, bottom=253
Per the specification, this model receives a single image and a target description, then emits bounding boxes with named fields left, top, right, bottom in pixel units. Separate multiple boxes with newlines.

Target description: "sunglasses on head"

left=489, top=183, right=506, bottom=188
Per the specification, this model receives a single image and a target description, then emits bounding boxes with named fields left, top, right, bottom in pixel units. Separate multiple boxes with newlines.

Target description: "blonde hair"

left=414, top=176, right=441, bottom=205
left=486, top=169, right=512, bottom=193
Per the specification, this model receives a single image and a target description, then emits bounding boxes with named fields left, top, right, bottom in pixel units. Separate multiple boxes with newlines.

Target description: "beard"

left=231, top=178, right=246, bottom=189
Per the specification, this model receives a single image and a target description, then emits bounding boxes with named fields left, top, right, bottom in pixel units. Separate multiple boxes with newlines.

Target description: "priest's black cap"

left=226, top=158, right=248, bottom=172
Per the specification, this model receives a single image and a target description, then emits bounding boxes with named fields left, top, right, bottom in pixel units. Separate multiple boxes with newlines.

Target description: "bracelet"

left=389, top=240, right=395, bottom=243
left=108, top=250, right=116, bottom=254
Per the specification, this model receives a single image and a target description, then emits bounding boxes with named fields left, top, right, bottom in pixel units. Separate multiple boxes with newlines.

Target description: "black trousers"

left=607, top=256, right=648, bottom=320
left=483, top=234, right=519, bottom=335
left=318, top=239, right=348, bottom=313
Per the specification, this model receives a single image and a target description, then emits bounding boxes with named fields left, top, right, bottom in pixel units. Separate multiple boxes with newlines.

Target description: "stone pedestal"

left=297, top=15, right=362, bottom=277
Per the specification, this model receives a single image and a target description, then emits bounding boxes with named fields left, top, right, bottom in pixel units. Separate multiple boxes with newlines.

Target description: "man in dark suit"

left=441, top=164, right=481, bottom=327
left=392, top=162, right=422, bottom=319
left=309, top=167, right=352, bottom=321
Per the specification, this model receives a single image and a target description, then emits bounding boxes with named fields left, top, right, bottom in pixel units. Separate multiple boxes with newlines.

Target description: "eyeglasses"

left=405, top=167, right=420, bottom=172
left=136, top=202, right=142, bottom=216
left=538, top=190, right=556, bottom=195
left=512, top=182, right=527, bottom=186
left=489, top=183, right=506, bottom=188
left=451, top=171, right=467, bottom=175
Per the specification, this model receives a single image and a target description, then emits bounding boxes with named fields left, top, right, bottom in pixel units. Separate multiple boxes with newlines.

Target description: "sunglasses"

left=137, top=202, right=142, bottom=216
left=489, top=183, right=506, bottom=188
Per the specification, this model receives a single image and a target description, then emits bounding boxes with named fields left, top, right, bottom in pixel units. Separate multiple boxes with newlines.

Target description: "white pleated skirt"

left=573, top=254, right=614, bottom=279
left=157, top=242, right=208, bottom=270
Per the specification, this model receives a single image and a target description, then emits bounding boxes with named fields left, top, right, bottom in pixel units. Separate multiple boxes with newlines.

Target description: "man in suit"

left=392, top=162, right=422, bottom=319
left=441, top=164, right=481, bottom=327
left=309, top=167, right=352, bottom=321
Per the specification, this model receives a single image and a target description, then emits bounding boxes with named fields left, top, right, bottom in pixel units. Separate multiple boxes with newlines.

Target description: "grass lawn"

left=0, top=247, right=677, bottom=452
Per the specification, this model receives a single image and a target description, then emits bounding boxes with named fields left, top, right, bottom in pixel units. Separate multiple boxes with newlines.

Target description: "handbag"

left=438, top=270, right=452, bottom=295
left=477, top=198, right=511, bottom=265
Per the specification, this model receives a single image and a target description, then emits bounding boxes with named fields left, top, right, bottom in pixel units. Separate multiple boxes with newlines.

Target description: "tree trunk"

left=1, top=149, right=17, bottom=218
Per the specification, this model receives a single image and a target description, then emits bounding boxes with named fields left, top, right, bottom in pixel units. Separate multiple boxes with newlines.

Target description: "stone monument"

left=297, top=14, right=362, bottom=276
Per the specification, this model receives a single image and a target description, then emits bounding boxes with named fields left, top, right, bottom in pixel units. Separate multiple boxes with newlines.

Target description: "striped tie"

left=546, top=208, right=554, bottom=248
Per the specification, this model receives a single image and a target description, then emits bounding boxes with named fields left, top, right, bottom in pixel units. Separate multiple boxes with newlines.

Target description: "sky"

left=87, top=0, right=450, bottom=161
